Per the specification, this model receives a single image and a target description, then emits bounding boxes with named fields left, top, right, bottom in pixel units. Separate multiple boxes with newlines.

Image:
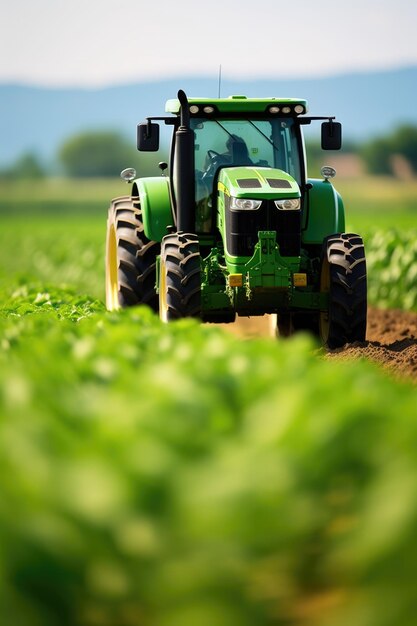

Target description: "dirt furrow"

left=220, top=308, right=417, bottom=379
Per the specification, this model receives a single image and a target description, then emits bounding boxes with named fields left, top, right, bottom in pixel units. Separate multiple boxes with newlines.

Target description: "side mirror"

left=137, top=122, right=160, bottom=151
left=321, top=121, right=342, bottom=150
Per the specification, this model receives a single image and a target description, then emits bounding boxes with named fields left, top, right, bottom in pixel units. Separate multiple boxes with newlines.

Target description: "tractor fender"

left=302, top=179, right=345, bottom=244
left=132, top=177, right=173, bottom=242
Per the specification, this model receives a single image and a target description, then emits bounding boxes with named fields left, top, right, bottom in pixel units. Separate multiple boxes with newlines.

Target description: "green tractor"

left=106, top=90, right=367, bottom=348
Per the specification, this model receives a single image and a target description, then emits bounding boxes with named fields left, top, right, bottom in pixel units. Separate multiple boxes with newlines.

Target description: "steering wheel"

left=202, top=150, right=229, bottom=183
left=207, top=149, right=222, bottom=162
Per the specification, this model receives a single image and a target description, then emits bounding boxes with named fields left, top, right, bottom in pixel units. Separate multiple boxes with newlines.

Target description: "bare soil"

left=221, top=308, right=417, bottom=380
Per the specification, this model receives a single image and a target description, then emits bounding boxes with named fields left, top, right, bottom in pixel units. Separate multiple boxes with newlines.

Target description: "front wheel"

left=159, top=232, right=201, bottom=322
left=320, top=233, right=367, bottom=349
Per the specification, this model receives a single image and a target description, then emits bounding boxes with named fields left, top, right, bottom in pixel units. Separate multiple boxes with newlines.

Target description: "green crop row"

left=0, top=216, right=105, bottom=300
left=1, top=285, right=417, bottom=626
left=365, top=228, right=417, bottom=311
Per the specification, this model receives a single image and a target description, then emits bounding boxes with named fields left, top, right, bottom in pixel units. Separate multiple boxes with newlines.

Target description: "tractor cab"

left=162, top=94, right=308, bottom=238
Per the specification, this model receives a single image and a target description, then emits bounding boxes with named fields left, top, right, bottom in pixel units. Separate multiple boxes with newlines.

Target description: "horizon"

left=1, top=62, right=416, bottom=91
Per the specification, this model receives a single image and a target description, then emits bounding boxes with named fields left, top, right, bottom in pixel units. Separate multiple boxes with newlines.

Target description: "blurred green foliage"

left=1, top=289, right=417, bottom=626
left=57, top=130, right=169, bottom=178
left=58, top=131, right=139, bottom=178
left=305, top=140, right=359, bottom=179
left=360, top=136, right=392, bottom=176
left=340, top=176, right=417, bottom=232
left=306, top=125, right=417, bottom=178
left=360, top=125, right=417, bottom=176
left=0, top=152, right=46, bottom=180
left=1, top=178, right=417, bottom=625
left=365, top=229, right=417, bottom=310
left=0, top=217, right=104, bottom=299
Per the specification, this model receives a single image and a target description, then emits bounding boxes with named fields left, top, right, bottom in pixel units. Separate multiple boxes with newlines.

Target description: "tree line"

left=305, top=124, right=417, bottom=178
left=2, top=124, right=417, bottom=179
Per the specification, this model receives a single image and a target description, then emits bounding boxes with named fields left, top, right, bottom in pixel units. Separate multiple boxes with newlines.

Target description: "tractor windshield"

left=192, top=117, right=302, bottom=229
left=192, top=117, right=301, bottom=180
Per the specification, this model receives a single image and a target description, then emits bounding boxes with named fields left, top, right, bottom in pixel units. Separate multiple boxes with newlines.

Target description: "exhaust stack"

left=174, top=90, right=195, bottom=233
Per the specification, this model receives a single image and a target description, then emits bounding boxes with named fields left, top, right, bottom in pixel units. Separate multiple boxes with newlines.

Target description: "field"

left=1, top=177, right=417, bottom=625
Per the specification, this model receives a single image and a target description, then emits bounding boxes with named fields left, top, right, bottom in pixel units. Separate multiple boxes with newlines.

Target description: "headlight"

left=230, top=197, right=262, bottom=210
left=274, top=198, right=300, bottom=210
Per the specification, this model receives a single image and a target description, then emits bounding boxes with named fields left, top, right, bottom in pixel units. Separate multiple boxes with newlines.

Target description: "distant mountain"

left=1, top=66, right=416, bottom=167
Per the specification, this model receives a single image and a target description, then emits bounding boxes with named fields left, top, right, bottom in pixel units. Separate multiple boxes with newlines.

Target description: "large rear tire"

left=320, top=233, right=367, bottom=349
left=105, top=196, right=160, bottom=312
left=159, top=233, right=201, bottom=322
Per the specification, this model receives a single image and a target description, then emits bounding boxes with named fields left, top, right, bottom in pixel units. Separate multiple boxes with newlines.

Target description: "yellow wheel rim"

left=105, top=222, right=120, bottom=311
left=319, top=256, right=330, bottom=344
left=159, top=259, right=168, bottom=322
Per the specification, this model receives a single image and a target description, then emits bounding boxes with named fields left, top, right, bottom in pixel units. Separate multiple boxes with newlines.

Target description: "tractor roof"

left=165, top=95, right=308, bottom=115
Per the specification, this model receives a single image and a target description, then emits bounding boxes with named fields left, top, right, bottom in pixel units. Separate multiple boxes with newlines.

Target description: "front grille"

left=225, top=198, right=301, bottom=257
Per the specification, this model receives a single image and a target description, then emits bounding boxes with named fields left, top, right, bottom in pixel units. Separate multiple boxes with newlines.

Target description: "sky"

left=1, top=0, right=417, bottom=87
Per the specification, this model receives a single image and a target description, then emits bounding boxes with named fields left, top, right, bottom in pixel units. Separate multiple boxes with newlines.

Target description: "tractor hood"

left=218, top=167, right=300, bottom=200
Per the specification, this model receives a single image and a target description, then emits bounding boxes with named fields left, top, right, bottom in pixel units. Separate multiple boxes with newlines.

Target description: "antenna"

left=218, top=64, right=222, bottom=98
